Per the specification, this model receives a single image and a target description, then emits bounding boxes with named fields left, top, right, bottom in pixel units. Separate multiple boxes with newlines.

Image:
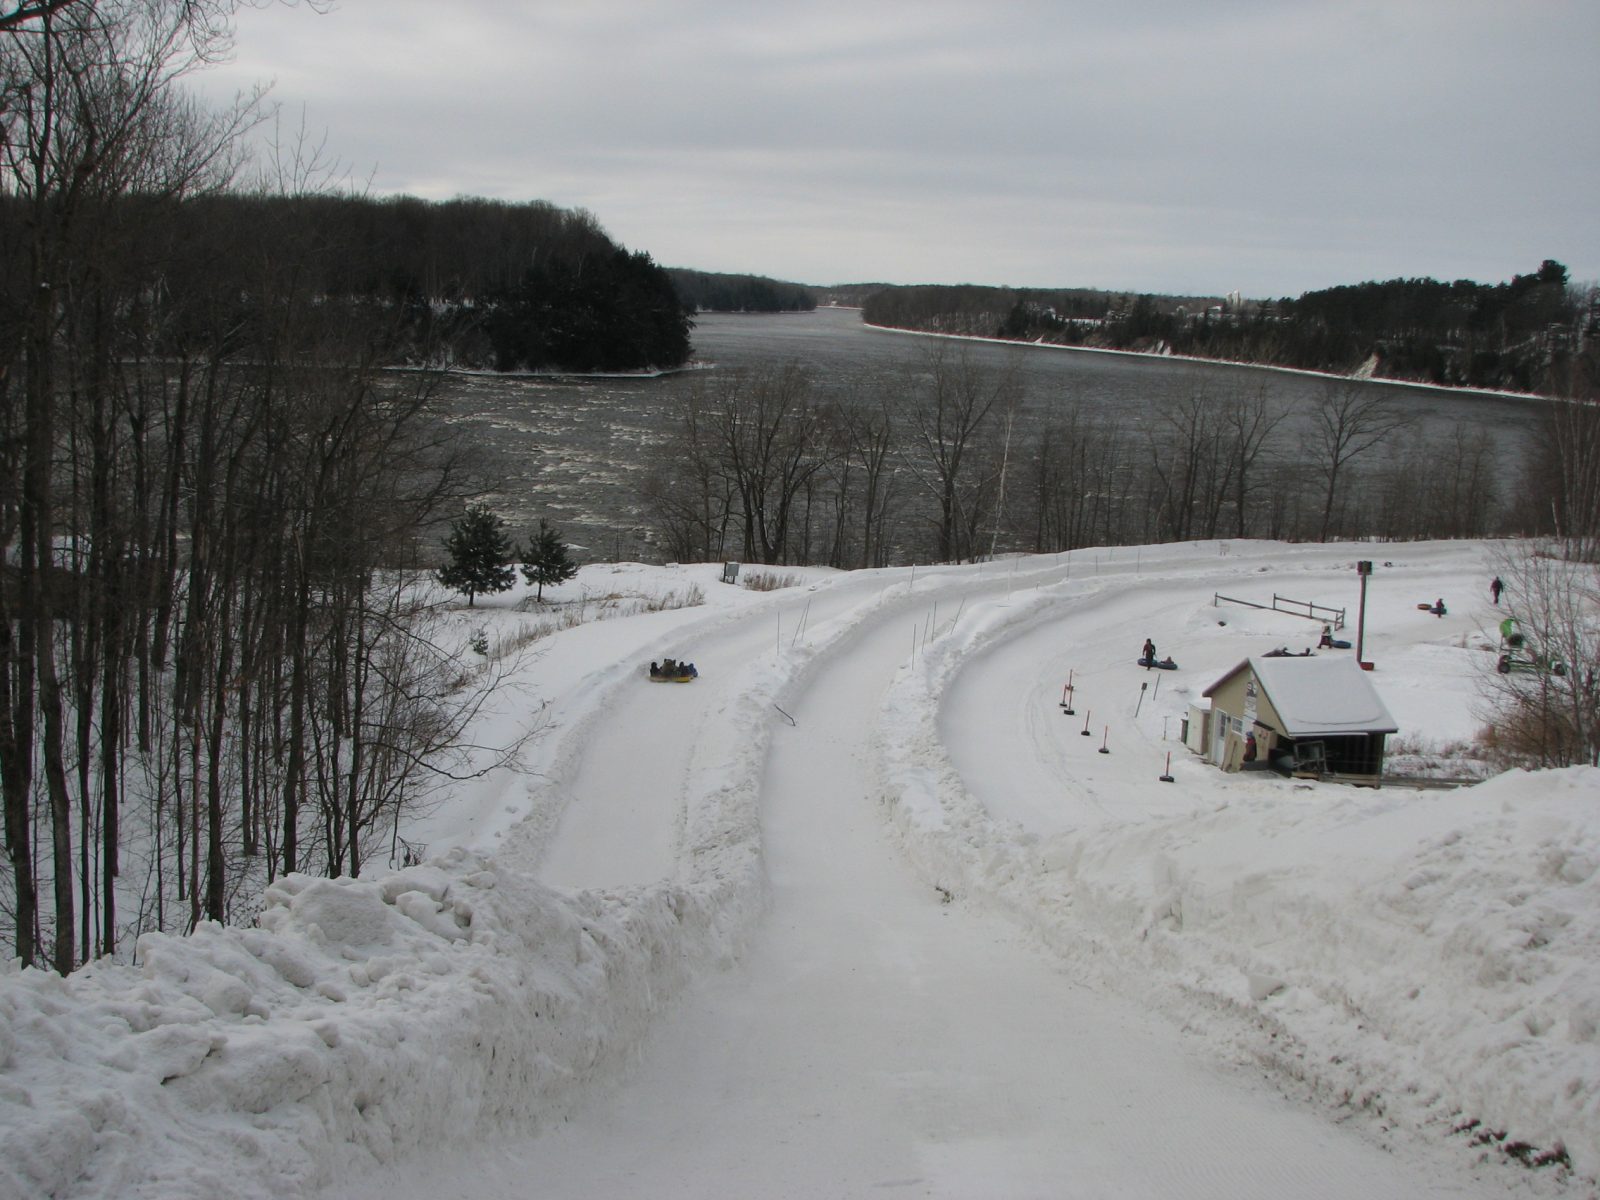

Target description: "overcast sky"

left=195, top=1, right=1600, bottom=298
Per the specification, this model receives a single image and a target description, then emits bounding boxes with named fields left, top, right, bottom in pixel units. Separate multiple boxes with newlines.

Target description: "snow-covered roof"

left=1206, top=655, right=1399, bottom=736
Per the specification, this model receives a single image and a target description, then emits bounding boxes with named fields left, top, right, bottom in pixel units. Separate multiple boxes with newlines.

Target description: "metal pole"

left=1355, top=560, right=1372, bottom=666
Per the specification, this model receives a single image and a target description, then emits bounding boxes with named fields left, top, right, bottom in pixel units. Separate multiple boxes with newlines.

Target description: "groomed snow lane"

left=330, top=570, right=1503, bottom=1199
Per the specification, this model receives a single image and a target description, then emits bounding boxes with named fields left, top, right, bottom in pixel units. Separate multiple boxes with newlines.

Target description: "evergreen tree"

left=521, top=519, right=579, bottom=601
left=437, top=505, right=516, bottom=606
left=482, top=248, right=691, bottom=373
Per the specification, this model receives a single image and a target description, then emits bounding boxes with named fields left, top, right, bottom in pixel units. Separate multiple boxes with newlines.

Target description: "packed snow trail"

left=533, top=569, right=902, bottom=890
left=330, top=589, right=1502, bottom=1199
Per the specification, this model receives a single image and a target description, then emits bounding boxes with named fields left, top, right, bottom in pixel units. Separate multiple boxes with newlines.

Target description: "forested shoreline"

left=128, top=192, right=691, bottom=373
left=667, top=268, right=816, bottom=314
left=860, top=263, right=1596, bottom=398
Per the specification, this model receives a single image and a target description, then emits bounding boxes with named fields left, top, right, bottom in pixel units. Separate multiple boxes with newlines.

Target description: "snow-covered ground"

left=2, top=541, right=1596, bottom=1199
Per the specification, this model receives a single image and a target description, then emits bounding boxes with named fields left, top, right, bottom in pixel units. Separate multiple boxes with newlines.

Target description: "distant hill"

left=668, top=269, right=816, bottom=313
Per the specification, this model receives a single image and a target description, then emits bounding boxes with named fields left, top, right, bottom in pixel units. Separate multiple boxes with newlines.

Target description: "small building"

left=1189, top=655, right=1398, bottom=784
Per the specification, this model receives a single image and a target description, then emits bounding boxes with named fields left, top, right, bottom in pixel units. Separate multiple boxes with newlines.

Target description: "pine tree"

left=521, top=519, right=579, bottom=601
left=437, top=505, right=516, bottom=606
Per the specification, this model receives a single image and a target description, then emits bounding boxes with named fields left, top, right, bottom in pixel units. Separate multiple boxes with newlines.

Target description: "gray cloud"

left=196, top=0, right=1600, bottom=295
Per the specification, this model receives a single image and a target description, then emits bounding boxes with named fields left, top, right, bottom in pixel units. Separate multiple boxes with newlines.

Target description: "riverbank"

left=861, top=319, right=1557, bottom=405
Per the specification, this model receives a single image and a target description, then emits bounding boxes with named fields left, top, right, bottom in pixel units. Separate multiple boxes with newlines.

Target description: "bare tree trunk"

left=26, top=207, right=76, bottom=973
left=0, top=603, right=37, bottom=967
left=281, top=579, right=310, bottom=877
left=1312, top=384, right=1410, bottom=542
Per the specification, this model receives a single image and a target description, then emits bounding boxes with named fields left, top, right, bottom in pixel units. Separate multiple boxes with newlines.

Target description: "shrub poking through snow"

left=742, top=570, right=799, bottom=592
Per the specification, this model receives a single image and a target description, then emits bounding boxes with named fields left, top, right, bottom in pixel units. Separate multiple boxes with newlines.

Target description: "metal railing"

left=1213, top=592, right=1345, bottom=629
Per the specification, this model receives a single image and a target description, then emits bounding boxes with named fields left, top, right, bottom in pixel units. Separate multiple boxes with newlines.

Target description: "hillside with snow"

left=1, top=540, right=1595, bottom=1199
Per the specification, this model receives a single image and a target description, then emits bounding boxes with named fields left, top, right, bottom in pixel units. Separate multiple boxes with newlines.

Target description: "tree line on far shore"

left=666, top=269, right=816, bottom=314
left=861, top=262, right=1593, bottom=397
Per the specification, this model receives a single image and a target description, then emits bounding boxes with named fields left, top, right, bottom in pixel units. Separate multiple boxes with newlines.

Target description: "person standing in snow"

left=1141, top=637, right=1156, bottom=667
left=1490, top=576, right=1504, bottom=605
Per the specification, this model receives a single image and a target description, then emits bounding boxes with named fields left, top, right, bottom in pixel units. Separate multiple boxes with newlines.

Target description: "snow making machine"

left=1496, top=617, right=1567, bottom=677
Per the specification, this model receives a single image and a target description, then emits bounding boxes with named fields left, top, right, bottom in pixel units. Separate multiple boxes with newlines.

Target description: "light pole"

left=1356, top=559, right=1373, bottom=670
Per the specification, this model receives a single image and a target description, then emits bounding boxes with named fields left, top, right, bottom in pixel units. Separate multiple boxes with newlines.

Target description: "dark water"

left=441, top=306, right=1551, bottom=560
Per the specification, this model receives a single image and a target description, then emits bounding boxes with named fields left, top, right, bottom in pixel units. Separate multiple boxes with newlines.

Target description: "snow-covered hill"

left=2, top=541, right=1594, bottom=1199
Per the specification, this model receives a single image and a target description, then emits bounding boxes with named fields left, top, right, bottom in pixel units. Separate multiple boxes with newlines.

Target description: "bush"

left=742, top=571, right=799, bottom=592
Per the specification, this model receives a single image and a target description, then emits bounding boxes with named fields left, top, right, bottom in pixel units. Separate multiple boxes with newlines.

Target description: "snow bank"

left=0, top=562, right=888, bottom=1200
left=1058, top=768, right=1600, bottom=1173
left=0, top=852, right=731, bottom=1199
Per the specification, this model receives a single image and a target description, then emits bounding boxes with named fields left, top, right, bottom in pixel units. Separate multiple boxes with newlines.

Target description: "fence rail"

left=1213, top=592, right=1346, bottom=630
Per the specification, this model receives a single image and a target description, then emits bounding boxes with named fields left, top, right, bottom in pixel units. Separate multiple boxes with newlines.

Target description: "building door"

left=1213, top=711, right=1243, bottom=764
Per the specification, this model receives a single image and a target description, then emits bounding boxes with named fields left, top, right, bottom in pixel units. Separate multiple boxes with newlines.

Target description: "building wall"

left=1209, top=669, right=1251, bottom=721
left=1207, top=665, right=1286, bottom=764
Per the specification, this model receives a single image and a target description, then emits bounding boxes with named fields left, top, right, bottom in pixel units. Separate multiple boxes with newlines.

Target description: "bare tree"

left=1373, top=427, right=1500, bottom=540
left=1481, top=548, right=1600, bottom=768
left=1, top=0, right=267, bottom=969
left=0, top=1, right=77, bottom=32
left=707, top=362, right=835, bottom=564
left=841, top=394, right=896, bottom=568
left=1, top=0, right=509, bottom=969
left=640, top=384, right=732, bottom=563
left=1310, top=383, right=1412, bottom=541
left=1146, top=391, right=1234, bottom=542
left=895, top=344, right=1022, bottom=563
left=1020, top=404, right=1139, bottom=553
left=1220, top=386, right=1286, bottom=538
left=1523, top=351, right=1600, bottom=559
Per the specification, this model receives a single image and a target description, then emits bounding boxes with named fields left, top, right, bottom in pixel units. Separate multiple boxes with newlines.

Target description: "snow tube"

left=646, top=660, right=697, bottom=682
left=1137, top=656, right=1178, bottom=670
